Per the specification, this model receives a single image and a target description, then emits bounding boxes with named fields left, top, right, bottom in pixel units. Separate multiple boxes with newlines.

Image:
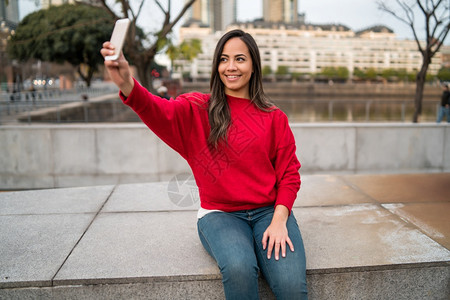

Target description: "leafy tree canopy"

left=320, top=66, right=349, bottom=80
left=7, top=3, right=115, bottom=86
left=437, top=67, right=450, bottom=82
left=262, top=65, right=272, bottom=76
left=276, top=66, right=289, bottom=76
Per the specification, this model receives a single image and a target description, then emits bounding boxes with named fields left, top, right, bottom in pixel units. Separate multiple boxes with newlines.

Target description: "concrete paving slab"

left=0, top=213, right=95, bottom=288
left=102, top=180, right=199, bottom=212
left=342, top=173, right=450, bottom=203
left=296, top=175, right=374, bottom=206
left=293, top=204, right=450, bottom=270
left=383, top=202, right=450, bottom=250
left=53, top=211, right=218, bottom=285
left=0, top=185, right=114, bottom=215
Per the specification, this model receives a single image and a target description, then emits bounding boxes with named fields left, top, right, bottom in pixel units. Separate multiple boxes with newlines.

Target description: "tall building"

left=187, top=0, right=236, bottom=32
left=263, top=0, right=298, bottom=23
left=0, top=0, right=19, bottom=27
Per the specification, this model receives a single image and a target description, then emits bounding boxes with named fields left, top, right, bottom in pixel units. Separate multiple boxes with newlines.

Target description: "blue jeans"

left=436, top=106, right=450, bottom=123
left=197, top=206, right=308, bottom=300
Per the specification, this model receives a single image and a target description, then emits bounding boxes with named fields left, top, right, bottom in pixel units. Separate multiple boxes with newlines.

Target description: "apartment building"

left=177, top=21, right=449, bottom=80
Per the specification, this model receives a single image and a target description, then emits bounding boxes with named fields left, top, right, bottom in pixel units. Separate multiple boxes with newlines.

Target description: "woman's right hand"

left=100, top=41, right=134, bottom=97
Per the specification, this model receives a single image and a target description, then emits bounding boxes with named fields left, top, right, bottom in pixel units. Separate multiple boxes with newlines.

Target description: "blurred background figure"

left=437, top=84, right=450, bottom=123
left=157, top=85, right=170, bottom=100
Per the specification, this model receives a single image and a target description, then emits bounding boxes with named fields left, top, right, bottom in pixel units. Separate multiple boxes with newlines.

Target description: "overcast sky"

left=238, top=0, right=427, bottom=41
left=18, top=0, right=441, bottom=42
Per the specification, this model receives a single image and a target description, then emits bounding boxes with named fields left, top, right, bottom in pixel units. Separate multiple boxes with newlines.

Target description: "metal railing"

left=0, top=84, right=119, bottom=124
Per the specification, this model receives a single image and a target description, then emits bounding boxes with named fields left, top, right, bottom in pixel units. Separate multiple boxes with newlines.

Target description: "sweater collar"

left=226, top=94, right=251, bottom=102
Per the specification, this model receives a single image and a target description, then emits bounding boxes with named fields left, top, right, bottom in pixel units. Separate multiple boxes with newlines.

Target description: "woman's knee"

left=220, top=255, right=259, bottom=281
left=270, top=274, right=308, bottom=300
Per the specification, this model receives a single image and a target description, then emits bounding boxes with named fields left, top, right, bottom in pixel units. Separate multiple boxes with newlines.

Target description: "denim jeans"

left=437, top=106, right=450, bottom=123
left=197, top=206, right=308, bottom=300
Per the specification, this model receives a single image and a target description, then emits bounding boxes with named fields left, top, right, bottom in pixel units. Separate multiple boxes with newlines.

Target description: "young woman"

left=101, top=29, right=308, bottom=300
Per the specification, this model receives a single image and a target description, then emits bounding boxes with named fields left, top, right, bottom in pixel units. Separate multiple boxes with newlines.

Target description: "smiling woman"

left=101, top=29, right=308, bottom=299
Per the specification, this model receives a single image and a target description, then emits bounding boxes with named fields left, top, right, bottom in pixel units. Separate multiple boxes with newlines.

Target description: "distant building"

left=0, top=0, right=19, bottom=27
left=263, top=0, right=298, bottom=23
left=177, top=21, right=450, bottom=81
left=41, top=0, right=75, bottom=9
left=1, top=0, right=19, bottom=86
left=186, top=0, right=236, bottom=32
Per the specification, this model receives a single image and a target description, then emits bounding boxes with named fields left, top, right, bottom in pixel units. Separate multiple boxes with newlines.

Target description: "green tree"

left=365, top=68, right=378, bottom=81
left=320, top=66, right=349, bottom=80
left=336, top=67, right=349, bottom=80
left=166, top=38, right=202, bottom=78
left=381, top=68, right=397, bottom=81
left=179, top=39, right=202, bottom=61
left=437, top=67, right=450, bottom=82
left=262, top=65, right=272, bottom=76
left=320, top=67, right=336, bottom=78
left=276, top=65, right=289, bottom=75
left=166, top=43, right=181, bottom=73
left=396, top=69, right=409, bottom=81
left=378, top=0, right=450, bottom=122
left=7, top=3, right=114, bottom=87
left=353, top=67, right=366, bottom=80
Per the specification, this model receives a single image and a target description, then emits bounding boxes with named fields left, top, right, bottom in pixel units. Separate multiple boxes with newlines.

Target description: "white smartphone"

left=105, top=18, right=131, bottom=61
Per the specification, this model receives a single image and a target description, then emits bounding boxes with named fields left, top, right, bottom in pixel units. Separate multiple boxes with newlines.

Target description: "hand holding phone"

left=105, top=18, right=131, bottom=61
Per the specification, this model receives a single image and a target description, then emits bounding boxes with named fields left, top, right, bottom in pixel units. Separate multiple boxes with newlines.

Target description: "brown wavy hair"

left=208, top=29, right=275, bottom=148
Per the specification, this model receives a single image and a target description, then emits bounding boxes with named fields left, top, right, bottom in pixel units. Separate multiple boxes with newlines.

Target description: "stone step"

left=1, top=173, right=449, bottom=299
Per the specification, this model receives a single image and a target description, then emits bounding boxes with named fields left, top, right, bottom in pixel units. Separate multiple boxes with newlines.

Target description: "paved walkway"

left=0, top=173, right=449, bottom=299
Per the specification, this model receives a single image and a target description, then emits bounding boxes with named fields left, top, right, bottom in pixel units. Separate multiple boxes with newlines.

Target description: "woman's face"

left=218, top=37, right=253, bottom=99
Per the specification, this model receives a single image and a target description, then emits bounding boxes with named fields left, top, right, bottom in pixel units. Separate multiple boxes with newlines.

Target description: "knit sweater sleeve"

left=273, top=112, right=301, bottom=212
left=119, top=78, right=205, bottom=158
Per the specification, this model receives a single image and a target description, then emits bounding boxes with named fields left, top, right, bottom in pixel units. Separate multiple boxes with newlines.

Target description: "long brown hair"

left=208, top=29, right=275, bottom=148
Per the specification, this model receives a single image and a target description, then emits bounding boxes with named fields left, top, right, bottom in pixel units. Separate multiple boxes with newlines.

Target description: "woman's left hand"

left=262, top=205, right=295, bottom=260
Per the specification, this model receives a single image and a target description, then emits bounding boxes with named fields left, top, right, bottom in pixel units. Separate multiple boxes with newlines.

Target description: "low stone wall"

left=0, top=123, right=449, bottom=190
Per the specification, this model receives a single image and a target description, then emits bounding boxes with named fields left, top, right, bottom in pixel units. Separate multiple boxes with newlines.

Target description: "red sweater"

left=121, top=79, right=301, bottom=212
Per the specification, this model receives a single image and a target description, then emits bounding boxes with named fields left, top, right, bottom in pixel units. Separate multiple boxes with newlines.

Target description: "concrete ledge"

left=1, top=123, right=449, bottom=190
left=0, top=173, right=449, bottom=299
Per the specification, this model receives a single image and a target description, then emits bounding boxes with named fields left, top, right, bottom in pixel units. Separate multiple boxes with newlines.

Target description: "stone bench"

left=1, top=173, right=449, bottom=299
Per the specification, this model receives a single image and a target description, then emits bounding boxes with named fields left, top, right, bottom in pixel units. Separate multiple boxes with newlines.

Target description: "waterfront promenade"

left=0, top=172, right=449, bottom=299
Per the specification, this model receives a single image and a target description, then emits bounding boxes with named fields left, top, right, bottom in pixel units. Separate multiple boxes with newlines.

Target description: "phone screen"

left=105, top=18, right=131, bottom=61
